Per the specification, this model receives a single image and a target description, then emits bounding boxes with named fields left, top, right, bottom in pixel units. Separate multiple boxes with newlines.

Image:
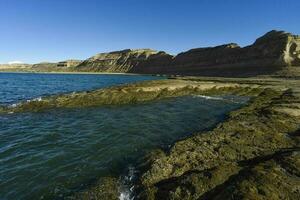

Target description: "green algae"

left=137, top=87, right=300, bottom=200
left=67, top=177, right=120, bottom=200
left=0, top=79, right=262, bottom=114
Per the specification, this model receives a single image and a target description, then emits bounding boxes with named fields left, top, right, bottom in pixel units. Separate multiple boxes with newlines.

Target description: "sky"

left=0, top=0, right=299, bottom=64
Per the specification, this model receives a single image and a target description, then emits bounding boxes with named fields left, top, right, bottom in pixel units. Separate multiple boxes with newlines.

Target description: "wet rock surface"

left=0, top=79, right=256, bottom=113
left=137, top=79, right=300, bottom=200
left=67, top=177, right=120, bottom=200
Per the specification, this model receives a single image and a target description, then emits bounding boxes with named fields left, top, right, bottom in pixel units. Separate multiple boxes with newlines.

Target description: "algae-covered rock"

left=210, top=152, right=300, bottom=200
left=68, top=177, right=120, bottom=200
left=0, top=79, right=257, bottom=114
left=147, top=151, right=300, bottom=200
left=138, top=87, right=300, bottom=199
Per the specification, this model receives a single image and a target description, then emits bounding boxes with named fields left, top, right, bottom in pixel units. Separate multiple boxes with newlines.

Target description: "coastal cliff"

left=1, top=30, right=299, bottom=77
left=73, top=30, right=300, bottom=77
left=130, top=30, right=300, bottom=76
left=75, top=49, right=169, bottom=73
left=30, top=60, right=83, bottom=71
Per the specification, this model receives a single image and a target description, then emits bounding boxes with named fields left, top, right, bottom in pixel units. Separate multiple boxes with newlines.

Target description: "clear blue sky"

left=0, top=0, right=299, bottom=64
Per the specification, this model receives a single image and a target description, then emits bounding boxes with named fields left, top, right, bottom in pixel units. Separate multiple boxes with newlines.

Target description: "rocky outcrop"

left=75, top=49, right=168, bottom=72
left=57, top=60, right=83, bottom=67
left=137, top=84, right=300, bottom=200
left=68, top=177, right=120, bottom=200
left=31, top=62, right=58, bottom=69
left=32, top=59, right=83, bottom=70
left=0, top=79, right=249, bottom=114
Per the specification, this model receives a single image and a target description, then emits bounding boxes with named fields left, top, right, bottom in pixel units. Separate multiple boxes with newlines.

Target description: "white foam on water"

left=193, top=95, right=249, bottom=104
left=27, top=97, right=43, bottom=102
left=119, top=191, right=132, bottom=200
left=193, top=95, right=224, bottom=100
left=9, top=103, right=18, bottom=108
left=6, top=96, right=43, bottom=109
left=118, top=166, right=138, bottom=200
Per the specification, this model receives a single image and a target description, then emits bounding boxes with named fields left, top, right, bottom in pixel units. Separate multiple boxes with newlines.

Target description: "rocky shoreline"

left=0, top=78, right=264, bottom=114
left=139, top=79, right=300, bottom=200
left=2, top=77, right=299, bottom=199
left=137, top=78, right=300, bottom=200
left=139, top=88, right=300, bottom=199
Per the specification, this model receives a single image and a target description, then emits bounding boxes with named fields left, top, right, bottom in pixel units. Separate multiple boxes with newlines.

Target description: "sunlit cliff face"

left=284, top=36, right=300, bottom=66
left=291, top=37, right=300, bottom=65
left=290, top=40, right=300, bottom=65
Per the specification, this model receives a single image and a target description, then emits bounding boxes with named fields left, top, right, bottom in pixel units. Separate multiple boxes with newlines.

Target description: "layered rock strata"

left=1, top=30, right=299, bottom=77
left=130, top=30, right=300, bottom=76
left=75, top=30, right=300, bottom=77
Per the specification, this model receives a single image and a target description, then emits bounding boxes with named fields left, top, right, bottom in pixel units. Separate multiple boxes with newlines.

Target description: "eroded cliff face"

left=74, top=30, right=300, bottom=77
left=30, top=60, right=83, bottom=72
left=131, top=30, right=300, bottom=76
left=3, top=30, right=298, bottom=76
left=248, top=30, right=300, bottom=67
left=57, top=60, right=83, bottom=67
left=75, top=49, right=167, bottom=72
left=284, top=33, right=300, bottom=66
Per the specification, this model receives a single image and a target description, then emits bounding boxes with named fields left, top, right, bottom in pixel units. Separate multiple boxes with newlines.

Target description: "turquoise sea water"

left=0, top=73, right=248, bottom=199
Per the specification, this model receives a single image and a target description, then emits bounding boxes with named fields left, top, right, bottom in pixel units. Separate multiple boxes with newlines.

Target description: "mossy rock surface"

left=67, top=177, right=120, bottom=200
left=137, top=81, right=300, bottom=200
left=0, top=79, right=262, bottom=114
